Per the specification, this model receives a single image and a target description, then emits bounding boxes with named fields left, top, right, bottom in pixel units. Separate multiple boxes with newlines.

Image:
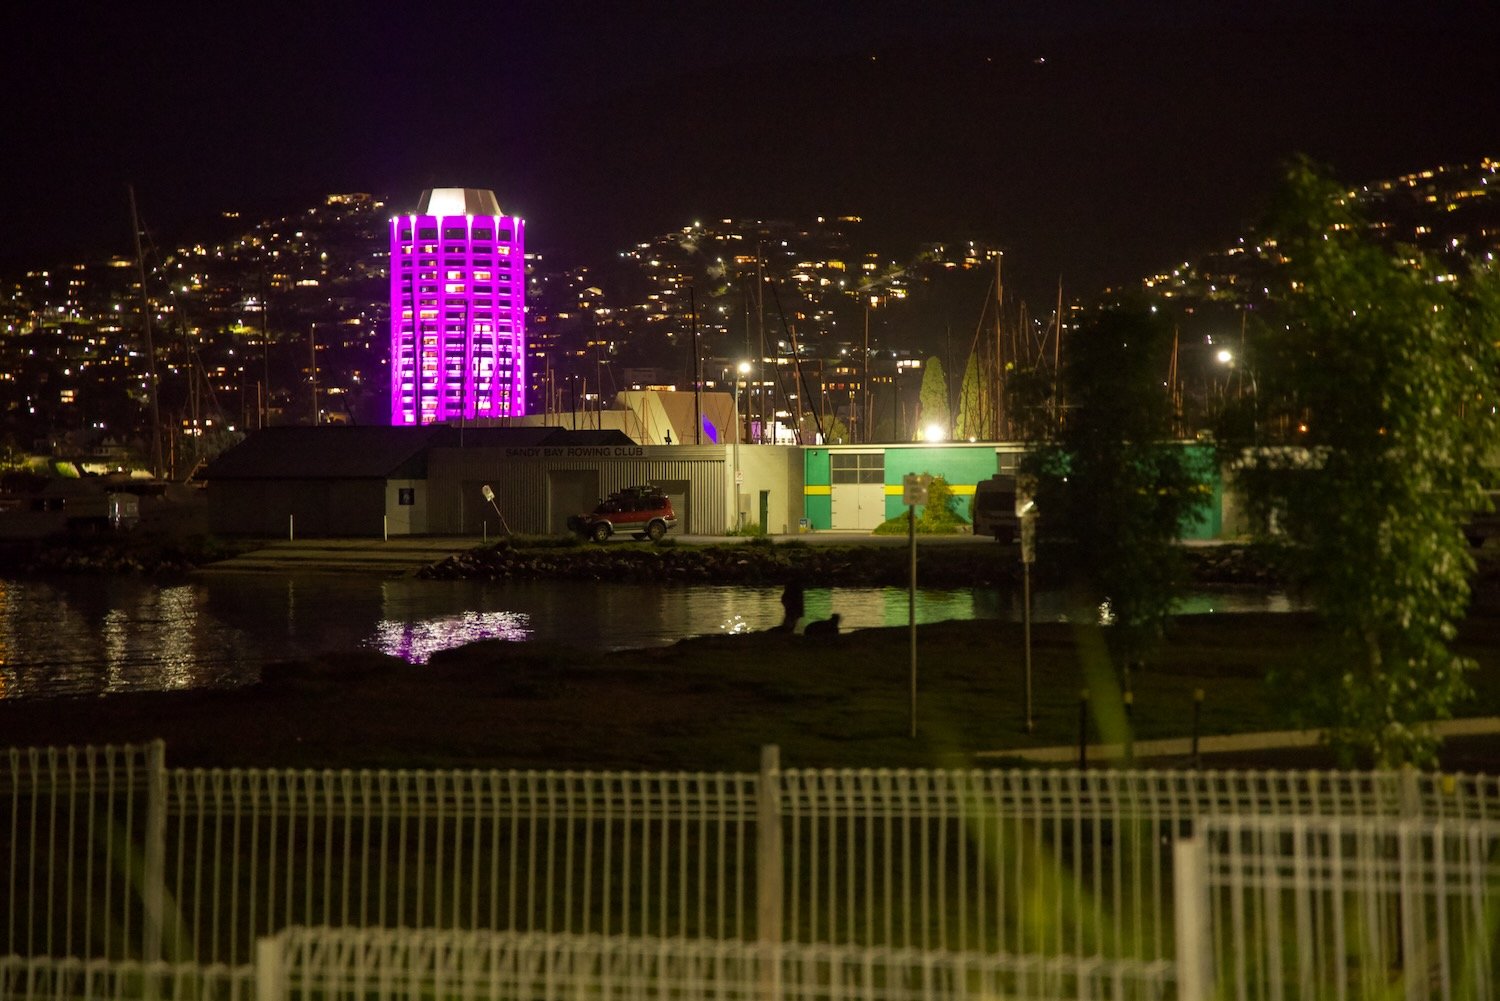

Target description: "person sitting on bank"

left=779, top=579, right=805, bottom=633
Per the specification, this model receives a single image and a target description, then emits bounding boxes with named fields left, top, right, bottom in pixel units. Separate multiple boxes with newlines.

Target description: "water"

left=0, top=574, right=1294, bottom=700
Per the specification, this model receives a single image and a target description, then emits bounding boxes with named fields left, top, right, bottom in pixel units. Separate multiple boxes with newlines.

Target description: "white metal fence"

left=7, top=742, right=1500, bottom=972
left=256, top=926, right=1178, bottom=1001
left=0, top=956, right=253, bottom=1001
left=2, top=742, right=166, bottom=962
left=1174, top=816, right=1500, bottom=1001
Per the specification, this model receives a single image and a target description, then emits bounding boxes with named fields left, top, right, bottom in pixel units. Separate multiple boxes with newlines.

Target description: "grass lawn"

left=4, top=609, right=1499, bottom=773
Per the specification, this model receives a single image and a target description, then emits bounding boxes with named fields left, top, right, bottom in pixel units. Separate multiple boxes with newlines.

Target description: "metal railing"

left=1174, top=816, right=1500, bottom=1001
left=1, top=741, right=165, bottom=962
left=256, top=926, right=1178, bottom=1001
left=7, top=741, right=1500, bottom=971
left=0, top=956, right=253, bottom=1001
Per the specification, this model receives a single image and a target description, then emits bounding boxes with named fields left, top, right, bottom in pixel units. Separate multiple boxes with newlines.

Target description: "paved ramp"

left=197, top=536, right=487, bottom=575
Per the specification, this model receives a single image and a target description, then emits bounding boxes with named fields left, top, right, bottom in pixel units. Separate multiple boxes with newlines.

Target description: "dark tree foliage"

left=1221, top=158, right=1500, bottom=766
left=1025, top=300, right=1209, bottom=670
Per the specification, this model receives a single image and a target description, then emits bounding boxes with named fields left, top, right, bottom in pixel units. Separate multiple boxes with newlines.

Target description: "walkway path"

left=979, top=716, right=1500, bottom=765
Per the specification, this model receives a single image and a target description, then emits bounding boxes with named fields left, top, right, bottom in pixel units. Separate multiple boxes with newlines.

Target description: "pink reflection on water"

left=372, top=610, right=532, bottom=663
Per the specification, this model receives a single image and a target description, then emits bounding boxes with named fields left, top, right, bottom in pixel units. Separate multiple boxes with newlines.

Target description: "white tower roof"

left=416, top=188, right=503, bottom=216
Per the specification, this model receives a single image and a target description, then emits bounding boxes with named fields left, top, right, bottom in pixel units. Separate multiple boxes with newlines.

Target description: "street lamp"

left=733, top=361, right=750, bottom=529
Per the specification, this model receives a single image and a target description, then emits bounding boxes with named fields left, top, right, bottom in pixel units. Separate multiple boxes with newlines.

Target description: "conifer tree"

left=916, top=357, right=951, bottom=439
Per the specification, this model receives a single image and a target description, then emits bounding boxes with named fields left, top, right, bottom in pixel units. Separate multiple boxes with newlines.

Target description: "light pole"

left=733, top=360, right=750, bottom=529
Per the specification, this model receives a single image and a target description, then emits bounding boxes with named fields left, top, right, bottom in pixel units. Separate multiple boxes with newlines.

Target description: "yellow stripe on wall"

left=883, top=484, right=978, bottom=496
left=804, top=484, right=831, bottom=496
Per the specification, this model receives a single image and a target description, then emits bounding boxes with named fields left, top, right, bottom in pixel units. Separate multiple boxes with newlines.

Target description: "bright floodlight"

left=1216, top=349, right=1234, bottom=364
left=923, top=423, right=947, bottom=442
left=737, top=360, right=751, bottom=375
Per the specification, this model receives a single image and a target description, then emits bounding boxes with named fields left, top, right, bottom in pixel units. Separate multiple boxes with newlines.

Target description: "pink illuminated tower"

left=389, top=188, right=526, bottom=425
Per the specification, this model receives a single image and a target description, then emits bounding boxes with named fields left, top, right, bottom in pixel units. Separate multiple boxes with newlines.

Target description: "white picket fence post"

left=1173, top=835, right=1211, bottom=1001
left=757, top=744, right=784, bottom=1001
left=255, top=934, right=285, bottom=1001
left=142, top=739, right=167, bottom=964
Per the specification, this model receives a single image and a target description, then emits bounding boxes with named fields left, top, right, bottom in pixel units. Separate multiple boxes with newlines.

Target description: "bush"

left=871, top=475, right=969, bottom=534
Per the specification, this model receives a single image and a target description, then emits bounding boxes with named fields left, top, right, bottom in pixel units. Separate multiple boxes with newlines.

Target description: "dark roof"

left=201, top=425, right=640, bottom=480
left=201, top=427, right=445, bottom=480
left=545, top=429, right=637, bottom=446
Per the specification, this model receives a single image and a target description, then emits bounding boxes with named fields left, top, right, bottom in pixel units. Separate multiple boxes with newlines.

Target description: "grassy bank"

left=4, top=610, right=1499, bottom=772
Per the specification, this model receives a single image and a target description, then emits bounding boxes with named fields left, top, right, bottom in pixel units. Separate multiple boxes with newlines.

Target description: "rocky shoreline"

left=416, top=538, right=1288, bottom=589
left=11, top=533, right=1500, bottom=602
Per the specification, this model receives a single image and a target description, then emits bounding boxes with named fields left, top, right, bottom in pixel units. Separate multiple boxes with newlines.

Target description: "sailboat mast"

left=128, top=185, right=164, bottom=478
left=993, top=253, right=1004, bottom=441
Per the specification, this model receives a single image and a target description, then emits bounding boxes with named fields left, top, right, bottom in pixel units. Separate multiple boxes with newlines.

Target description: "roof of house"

left=201, top=426, right=639, bottom=480
left=200, top=427, right=446, bottom=480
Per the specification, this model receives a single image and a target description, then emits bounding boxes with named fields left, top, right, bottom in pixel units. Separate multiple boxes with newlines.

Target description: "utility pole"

left=260, top=270, right=271, bottom=428
left=862, top=301, right=870, bottom=444
left=308, top=322, right=318, bottom=426
left=690, top=286, right=701, bottom=444
left=756, top=246, right=766, bottom=444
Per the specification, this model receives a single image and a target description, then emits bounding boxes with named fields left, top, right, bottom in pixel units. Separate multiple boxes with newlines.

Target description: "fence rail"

left=0, top=957, right=254, bottom=1001
left=258, top=926, right=1178, bottom=1001
left=7, top=741, right=1500, bottom=972
left=1175, top=816, right=1500, bottom=1001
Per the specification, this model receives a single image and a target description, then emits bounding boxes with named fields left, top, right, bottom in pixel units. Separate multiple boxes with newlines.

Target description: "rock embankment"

left=1, top=538, right=206, bottom=576
left=417, top=540, right=1285, bottom=588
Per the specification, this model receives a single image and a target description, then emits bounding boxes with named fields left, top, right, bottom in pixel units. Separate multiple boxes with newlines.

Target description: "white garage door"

left=829, top=452, right=887, bottom=531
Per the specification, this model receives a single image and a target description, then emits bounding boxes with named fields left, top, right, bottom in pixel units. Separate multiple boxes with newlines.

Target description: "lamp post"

left=733, top=360, right=750, bottom=529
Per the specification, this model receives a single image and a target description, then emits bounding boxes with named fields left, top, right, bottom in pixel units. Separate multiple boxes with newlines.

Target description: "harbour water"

left=0, top=574, right=1294, bottom=699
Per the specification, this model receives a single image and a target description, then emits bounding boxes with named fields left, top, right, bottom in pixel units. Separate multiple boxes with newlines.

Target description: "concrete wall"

left=727, top=445, right=803, bottom=534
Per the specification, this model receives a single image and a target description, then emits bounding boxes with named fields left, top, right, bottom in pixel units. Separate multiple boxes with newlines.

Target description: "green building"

left=801, top=442, right=1223, bottom=539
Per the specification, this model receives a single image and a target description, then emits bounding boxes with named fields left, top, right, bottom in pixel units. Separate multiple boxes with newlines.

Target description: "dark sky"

left=3, top=1, right=1497, bottom=302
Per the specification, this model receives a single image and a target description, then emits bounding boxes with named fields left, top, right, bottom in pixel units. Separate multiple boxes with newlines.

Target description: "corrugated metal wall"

left=426, top=446, right=727, bottom=536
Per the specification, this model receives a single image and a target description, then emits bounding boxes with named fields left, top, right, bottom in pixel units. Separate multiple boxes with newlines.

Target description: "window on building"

left=830, top=452, right=885, bottom=485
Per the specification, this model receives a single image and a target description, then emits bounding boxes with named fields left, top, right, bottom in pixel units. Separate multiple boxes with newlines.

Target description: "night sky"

left=4, top=1, right=1497, bottom=302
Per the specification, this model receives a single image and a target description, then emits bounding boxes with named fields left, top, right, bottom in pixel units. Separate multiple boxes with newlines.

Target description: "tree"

left=916, top=356, right=951, bottom=440
left=1025, top=300, right=1209, bottom=672
left=1223, top=158, right=1500, bottom=767
left=953, top=351, right=988, bottom=440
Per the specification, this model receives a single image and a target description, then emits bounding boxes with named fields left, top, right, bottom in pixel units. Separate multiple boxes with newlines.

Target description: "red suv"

left=568, top=486, right=677, bottom=542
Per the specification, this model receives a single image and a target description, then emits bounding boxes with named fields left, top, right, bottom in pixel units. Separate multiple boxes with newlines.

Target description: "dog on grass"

left=803, top=613, right=841, bottom=639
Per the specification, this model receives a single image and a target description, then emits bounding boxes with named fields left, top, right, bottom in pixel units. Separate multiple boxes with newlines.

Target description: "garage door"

left=829, top=452, right=886, bottom=531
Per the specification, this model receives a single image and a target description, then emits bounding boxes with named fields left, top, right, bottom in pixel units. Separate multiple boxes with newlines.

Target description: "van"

left=971, top=474, right=1020, bottom=543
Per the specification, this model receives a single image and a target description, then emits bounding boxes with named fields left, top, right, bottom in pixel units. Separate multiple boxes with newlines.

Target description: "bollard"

left=1191, top=688, right=1204, bottom=769
left=383, top=514, right=388, bottom=542
left=288, top=514, right=294, bottom=541
left=1078, top=689, right=1089, bottom=769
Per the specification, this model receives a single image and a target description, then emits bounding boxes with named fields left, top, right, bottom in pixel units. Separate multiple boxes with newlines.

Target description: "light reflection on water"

left=373, top=610, right=532, bottom=663
left=0, top=575, right=1297, bottom=699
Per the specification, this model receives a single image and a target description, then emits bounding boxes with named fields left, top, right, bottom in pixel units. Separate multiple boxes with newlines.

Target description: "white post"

left=288, top=514, right=294, bottom=541
left=256, top=934, right=286, bottom=1001
left=1174, top=836, right=1212, bottom=1001
left=908, top=503, right=917, bottom=738
left=757, top=744, right=784, bottom=1001
left=383, top=514, right=389, bottom=542
left=142, top=739, right=167, bottom=963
